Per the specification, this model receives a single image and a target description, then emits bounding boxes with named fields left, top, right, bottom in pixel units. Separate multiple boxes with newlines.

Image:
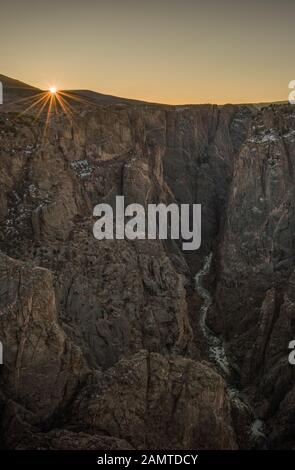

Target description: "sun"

left=49, top=86, right=57, bottom=94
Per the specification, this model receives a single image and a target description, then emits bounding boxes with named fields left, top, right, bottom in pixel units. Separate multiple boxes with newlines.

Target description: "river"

left=194, top=253, right=266, bottom=444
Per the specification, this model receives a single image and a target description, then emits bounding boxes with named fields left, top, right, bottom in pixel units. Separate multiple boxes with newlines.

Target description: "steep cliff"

left=0, top=81, right=294, bottom=449
left=210, top=105, right=295, bottom=448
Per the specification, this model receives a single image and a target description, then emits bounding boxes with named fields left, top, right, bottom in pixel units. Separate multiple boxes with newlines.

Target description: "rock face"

left=73, top=351, right=237, bottom=450
left=0, top=252, right=88, bottom=439
left=210, top=105, right=295, bottom=448
left=0, top=80, right=294, bottom=449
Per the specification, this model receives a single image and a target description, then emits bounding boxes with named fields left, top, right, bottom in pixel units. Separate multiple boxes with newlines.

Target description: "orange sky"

left=0, top=0, right=294, bottom=104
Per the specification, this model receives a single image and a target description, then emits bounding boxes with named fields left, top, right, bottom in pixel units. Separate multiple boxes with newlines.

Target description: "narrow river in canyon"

left=194, top=253, right=266, bottom=445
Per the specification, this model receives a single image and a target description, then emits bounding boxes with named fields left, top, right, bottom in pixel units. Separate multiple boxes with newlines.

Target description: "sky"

left=0, top=0, right=294, bottom=104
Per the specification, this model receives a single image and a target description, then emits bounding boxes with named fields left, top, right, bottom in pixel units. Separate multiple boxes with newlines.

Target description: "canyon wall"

left=0, top=97, right=294, bottom=448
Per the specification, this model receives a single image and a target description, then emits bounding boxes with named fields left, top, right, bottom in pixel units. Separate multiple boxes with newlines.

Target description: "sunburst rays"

left=6, top=88, right=92, bottom=148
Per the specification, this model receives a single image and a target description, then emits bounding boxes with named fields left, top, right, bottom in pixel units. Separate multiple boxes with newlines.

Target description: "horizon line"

left=0, top=73, right=289, bottom=108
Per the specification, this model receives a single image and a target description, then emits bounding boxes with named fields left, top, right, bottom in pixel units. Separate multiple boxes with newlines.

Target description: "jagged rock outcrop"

left=73, top=351, right=237, bottom=450
left=0, top=252, right=88, bottom=419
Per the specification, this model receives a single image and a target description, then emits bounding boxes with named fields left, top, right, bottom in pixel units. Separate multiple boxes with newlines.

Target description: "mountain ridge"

left=0, top=73, right=288, bottom=108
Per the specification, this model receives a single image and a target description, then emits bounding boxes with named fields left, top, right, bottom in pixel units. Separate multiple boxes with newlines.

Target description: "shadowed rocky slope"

left=0, top=79, right=294, bottom=449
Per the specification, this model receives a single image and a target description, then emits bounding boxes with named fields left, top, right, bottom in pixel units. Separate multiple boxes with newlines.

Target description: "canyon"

left=0, top=74, right=294, bottom=449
